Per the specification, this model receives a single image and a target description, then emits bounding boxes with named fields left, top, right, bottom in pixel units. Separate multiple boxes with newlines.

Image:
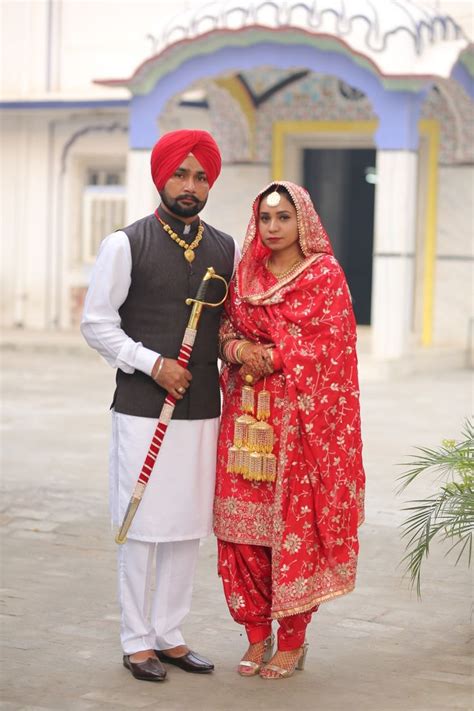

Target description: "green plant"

left=398, top=419, right=474, bottom=596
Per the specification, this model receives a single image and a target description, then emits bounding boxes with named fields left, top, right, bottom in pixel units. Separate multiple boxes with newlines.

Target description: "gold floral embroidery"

left=283, top=533, right=302, bottom=554
left=215, top=253, right=365, bottom=619
left=229, top=592, right=246, bottom=611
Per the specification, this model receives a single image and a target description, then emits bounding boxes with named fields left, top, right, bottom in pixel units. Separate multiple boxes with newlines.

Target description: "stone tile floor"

left=1, top=338, right=472, bottom=710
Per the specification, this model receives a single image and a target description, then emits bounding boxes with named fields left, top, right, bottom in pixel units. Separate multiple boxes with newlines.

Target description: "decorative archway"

left=95, top=0, right=473, bottom=359
left=96, top=1, right=471, bottom=151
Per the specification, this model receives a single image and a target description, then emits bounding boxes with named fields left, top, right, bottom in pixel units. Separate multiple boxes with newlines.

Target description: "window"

left=86, top=168, right=124, bottom=186
left=82, top=168, right=126, bottom=262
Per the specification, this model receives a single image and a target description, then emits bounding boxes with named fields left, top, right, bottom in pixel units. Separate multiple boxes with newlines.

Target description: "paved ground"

left=1, top=332, right=472, bottom=711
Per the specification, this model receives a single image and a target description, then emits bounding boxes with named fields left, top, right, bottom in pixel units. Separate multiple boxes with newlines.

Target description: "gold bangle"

left=235, top=342, right=243, bottom=363
left=235, top=340, right=250, bottom=364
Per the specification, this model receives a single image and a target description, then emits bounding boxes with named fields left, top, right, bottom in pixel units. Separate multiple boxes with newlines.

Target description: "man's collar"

left=157, top=204, right=200, bottom=235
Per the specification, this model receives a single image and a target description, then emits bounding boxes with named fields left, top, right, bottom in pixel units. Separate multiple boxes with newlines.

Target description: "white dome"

left=161, top=0, right=463, bottom=48
left=152, top=0, right=467, bottom=77
left=97, top=0, right=471, bottom=91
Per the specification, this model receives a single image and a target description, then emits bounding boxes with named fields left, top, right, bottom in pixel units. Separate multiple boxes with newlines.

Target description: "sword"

left=115, top=266, right=229, bottom=544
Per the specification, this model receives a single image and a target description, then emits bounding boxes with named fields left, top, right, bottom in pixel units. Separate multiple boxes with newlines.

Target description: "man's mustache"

left=176, top=195, right=199, bottom=203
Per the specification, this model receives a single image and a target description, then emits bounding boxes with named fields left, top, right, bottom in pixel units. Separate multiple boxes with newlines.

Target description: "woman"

left=214, top=181, right=365, bottom=680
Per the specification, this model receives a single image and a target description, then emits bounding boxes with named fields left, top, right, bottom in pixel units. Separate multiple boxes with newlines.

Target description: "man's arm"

left=80, top=231, right=158, bottom=376
left=81, top=231, right=192, bottom=398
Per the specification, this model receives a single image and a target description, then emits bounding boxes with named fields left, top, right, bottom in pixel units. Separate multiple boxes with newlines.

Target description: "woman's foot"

left=238, top=635, right=274, bottom=676
left=259, top=643, right=308, bottom=679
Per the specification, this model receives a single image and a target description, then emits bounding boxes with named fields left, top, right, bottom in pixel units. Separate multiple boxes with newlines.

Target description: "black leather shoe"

left=155, top=649, right=214, bottom=674
left=123, top=654, right=167, bottom=681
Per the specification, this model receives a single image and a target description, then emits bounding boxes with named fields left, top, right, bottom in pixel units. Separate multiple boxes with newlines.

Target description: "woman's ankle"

left=246, top=627, right=272, bottom=646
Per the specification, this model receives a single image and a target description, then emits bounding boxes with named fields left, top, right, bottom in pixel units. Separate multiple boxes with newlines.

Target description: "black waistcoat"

left=112, top=207, right=235, bottom=419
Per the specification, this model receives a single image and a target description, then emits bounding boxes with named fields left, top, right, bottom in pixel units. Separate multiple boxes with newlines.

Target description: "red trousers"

left=218, top=540, right=317, bottom=651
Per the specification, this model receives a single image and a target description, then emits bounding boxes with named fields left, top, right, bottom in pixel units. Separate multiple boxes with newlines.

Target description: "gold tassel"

left=227, top=445, right=238, bottom=474
left=245, top=452, right=263, bottom=481
left=235, top=447, right=250, bottom=476
left=234, top=414, right=256, bottom=448
left=257, top=389, right=271, bottom=421
left=241, top=385, right=255, bottom=414
left=227, top=377, right=278, bottom=483
left=262, top=453, right=277, bottom=482
left=248, top=421, right=274, bottom=454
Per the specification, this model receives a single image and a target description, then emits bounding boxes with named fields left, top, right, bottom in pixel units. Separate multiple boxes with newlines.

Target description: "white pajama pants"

left=118, top=537, right=200, bottom=654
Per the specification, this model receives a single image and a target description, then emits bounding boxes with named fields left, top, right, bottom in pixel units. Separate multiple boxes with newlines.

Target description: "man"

left=81, top=130, right=237, bottom=682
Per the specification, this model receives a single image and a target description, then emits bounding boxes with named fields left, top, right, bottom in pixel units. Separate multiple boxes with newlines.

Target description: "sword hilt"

left=185, top=267, right=228, bottom=330
left=185, top=267, right=228, bottom=308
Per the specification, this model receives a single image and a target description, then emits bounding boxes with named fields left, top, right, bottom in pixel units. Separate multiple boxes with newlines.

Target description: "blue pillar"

left=130, top=94, right=162, bottom=150
left=372, top=90, right=424, bottom=150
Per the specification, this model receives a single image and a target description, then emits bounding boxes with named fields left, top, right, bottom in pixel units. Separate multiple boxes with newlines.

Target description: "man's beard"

left=159, top=189, right=207, bottom=218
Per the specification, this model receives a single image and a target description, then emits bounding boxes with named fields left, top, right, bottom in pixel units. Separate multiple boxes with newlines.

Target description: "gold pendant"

left=184, top=249, right=195, bottom=262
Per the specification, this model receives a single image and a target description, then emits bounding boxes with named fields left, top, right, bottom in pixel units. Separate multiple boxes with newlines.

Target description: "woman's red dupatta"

left=214, top=182, right=365, bottom=618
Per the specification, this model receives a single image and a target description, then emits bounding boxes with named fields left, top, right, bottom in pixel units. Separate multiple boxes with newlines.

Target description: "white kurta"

left=81, top=229, right=239, bottom=542
left=110, top=412, right=219, bottom=541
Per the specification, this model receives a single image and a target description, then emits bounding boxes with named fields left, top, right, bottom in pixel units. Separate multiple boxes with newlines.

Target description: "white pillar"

left=371, top=150, right=418, bottom=359
left=126, top=149, right=157, bottom=223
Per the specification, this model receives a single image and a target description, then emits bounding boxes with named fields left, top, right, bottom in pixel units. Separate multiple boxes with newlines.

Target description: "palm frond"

left=397, top=432, right=474, bottom=492
left=445, top=533, right=472, bottom=566
left=398, top=419, right=474, bottom=596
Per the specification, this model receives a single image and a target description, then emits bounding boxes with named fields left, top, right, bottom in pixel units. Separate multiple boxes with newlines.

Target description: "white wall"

left=1, top=108, right=128, bottom=328
left=433, top=165, right=474, bottom=347
left=1, top=114, right=51, bottom=327
left=1, top=0, right=194, bottom=99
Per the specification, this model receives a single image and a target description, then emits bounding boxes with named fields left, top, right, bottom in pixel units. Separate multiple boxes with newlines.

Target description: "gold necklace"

left=267, top=256, right=305, bottom=280
left=157, top=216, right=204, bottom=263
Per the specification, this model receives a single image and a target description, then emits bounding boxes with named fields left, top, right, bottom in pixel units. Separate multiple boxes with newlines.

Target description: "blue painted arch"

left=451, top=60, right=474, bottom=100
left=130, top=41, right=428, bottom=151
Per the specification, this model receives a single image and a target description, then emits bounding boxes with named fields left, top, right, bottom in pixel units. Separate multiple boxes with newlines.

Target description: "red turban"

left=150, top=129, right=222, bottom=190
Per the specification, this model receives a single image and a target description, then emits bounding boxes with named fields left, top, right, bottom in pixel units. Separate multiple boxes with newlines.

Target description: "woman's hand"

left=239, top=343, right=274, bottom=383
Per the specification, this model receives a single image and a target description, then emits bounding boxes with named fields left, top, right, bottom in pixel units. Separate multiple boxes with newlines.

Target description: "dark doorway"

left=303, top=148, right=375, bottom=325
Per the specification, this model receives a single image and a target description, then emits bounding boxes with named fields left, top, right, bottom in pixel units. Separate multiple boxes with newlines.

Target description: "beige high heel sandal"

left=260, top=642, right=309, bottom=679
left=238, top=634, right=275, bottom=677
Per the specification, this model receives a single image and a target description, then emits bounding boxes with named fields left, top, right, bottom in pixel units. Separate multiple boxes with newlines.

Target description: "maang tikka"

left=265, top=191, right=281, bottom=207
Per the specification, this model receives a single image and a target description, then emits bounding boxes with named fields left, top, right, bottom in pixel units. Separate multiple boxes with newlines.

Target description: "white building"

left=1, top=0, right=473, bottom=364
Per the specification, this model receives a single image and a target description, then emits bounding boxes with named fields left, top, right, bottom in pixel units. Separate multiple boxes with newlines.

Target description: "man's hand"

left=151, top=357, right=192, bottom=399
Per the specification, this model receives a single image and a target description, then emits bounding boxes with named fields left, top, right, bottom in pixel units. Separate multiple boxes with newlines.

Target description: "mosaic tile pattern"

left=160, top=79, right=251, bottom=162
left=421, top=81, right=474, bottom=164
left=159, top=68, right=472, bottom=165
left=253, top=70, right=375, bottom=159
left=206, top=81, right=252, bottom=162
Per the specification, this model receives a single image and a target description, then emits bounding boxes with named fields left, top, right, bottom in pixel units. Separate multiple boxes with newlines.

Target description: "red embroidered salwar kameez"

left=214, top=182, right=365, bottom=649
